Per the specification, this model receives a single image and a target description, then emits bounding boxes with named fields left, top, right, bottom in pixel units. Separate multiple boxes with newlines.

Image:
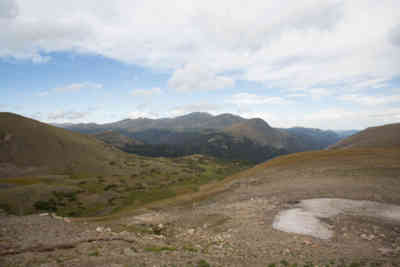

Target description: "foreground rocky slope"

left=2, top=146, right=399, bottom=266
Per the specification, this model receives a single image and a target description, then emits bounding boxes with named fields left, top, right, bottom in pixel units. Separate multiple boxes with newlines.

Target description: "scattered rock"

left=378, top=247, right=396, bottom=256
left=96, top=227, right=104, bottom=233
left=303, top=240, right=313, bottom=246
left=360, top=233, right=375, bottom=241
left=187, top=229, right=195, bottom=235
left=123, top=247, right=136, bottom=256
left=152, top=224, right=163, bottom=235
left=51, top=213, right=63, bottom=220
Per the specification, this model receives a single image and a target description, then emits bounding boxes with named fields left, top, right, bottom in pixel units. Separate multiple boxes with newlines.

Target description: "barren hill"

left=330, top=123, right=400, bottom=149
left=0, top=112, right=122, bottom=178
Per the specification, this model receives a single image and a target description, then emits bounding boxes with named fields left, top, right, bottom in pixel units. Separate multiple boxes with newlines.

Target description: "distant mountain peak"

left=176, top=112, right=214, bottom=119
left=247, top=118, right=271, bottom=129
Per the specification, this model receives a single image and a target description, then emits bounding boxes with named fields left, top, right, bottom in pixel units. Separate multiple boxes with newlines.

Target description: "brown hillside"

left=0, top=112, right=122, bottom=177
left=330, top=123, right=400, bottom=149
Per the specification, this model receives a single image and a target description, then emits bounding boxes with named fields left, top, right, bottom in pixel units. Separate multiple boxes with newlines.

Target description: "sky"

left=0, top=0, right=400, bottom=130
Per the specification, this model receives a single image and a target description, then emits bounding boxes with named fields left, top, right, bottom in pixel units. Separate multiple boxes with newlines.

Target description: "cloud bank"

left=1, top=0, right=399, bottom=91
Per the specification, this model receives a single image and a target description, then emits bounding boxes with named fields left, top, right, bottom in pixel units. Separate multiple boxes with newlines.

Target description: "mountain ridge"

left=55, top=112, right=352, bottom=160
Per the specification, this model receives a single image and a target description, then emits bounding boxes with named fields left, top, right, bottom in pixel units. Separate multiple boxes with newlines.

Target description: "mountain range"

left=56, top=112, right=356, bottom=163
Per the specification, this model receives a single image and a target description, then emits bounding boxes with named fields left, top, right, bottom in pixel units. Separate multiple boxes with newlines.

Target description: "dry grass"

left=331, top=123, right=400, bottom=149
left=259, top=147, right=400, bottom=169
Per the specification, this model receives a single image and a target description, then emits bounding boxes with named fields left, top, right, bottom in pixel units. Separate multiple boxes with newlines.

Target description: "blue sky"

left=1, top=0, right=400, bottom=129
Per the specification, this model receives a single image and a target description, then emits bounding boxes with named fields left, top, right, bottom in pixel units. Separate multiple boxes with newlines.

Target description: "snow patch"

left=272, top=198, right=400, bottom=239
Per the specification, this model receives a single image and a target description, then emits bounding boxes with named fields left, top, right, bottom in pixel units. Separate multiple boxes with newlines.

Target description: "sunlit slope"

left=223, top=118, right=303, bottom=152
left=330, top=123, right=400, bottom=149
left=0, top=112, right=124, bottom=177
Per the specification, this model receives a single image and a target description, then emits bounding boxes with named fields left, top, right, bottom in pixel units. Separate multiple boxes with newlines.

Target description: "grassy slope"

left=0, top=113, right=251, bottom=216
left=92, top=130, right=143, bottom=148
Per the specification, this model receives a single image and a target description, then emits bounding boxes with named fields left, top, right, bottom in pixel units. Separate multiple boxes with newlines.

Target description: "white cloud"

left=47, top=110, right=89, bottom=120
left=38, top=82, right=103, bottom=96
left=289, top=87, right=333, bottom=100
left=305, top=108, right=352, bottom=122
left=300, top=107, right=400, bottom=129
left=287, top=93, right=307, bottom=98
left=127, top=110, right=160, bottom=119
left=309, top=88, right=333, bottom=100
left=339, top=94, right=400, bottom=106
left=0, top=0, right=18, bottom=19
left=167, top=103, right=221, bottom=117
left=2, top=0, right=397, bottom=91
left=389, top=24, right=400, bottom=47
left=227, top=93, right=291, bottom=105
left=351, top=77, right=390, bottom=90
left=36, top=91, right=49, bottom=97
left=168, top=64, right=234, bottom=92
left=130, top=87, right=162, bottom=96
left=54, top=82, right=103, bottom=92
